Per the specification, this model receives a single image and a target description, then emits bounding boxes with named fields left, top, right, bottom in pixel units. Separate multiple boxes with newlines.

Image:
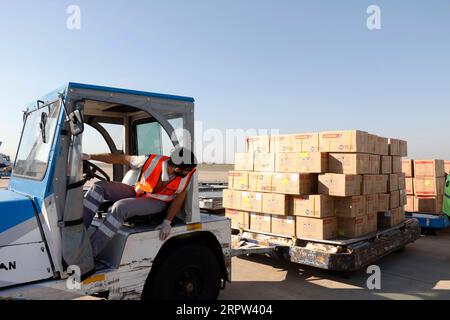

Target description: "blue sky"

left=0, top=1, right=449, bottom=162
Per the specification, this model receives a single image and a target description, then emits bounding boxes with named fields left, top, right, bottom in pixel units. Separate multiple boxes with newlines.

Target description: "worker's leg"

left=90, top=197, right=168, bottom=256
left=83, top=181, right=135, bottom=227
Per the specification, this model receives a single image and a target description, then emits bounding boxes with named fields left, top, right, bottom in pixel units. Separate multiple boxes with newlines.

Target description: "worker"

left=82, top=146, right=197, bottom=257
left=443, top=175, right=450, bottom=217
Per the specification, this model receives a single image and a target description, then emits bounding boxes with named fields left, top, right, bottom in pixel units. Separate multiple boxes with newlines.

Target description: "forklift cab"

left=4, top=83, right=204, bottom=284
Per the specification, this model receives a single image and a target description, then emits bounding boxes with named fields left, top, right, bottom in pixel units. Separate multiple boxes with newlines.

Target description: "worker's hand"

left=155, top=219, right=172, bottom=241
left=134, top=185, right=147, bottom=197
left=82, top=153, right=91, bottom=161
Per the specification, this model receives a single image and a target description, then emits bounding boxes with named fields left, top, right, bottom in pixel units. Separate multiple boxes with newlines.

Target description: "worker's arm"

left=83, top=153, right=133, bottom=166
left=166, top=190, right=188, bottom=222
left=156, top=190, right=188, bottom=241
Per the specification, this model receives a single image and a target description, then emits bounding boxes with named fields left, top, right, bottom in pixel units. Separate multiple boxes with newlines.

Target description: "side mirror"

left=69, top=109, right=84, bottom=136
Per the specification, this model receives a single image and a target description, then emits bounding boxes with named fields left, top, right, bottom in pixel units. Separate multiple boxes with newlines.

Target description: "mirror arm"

left=58, top=92, right=71, bottom=121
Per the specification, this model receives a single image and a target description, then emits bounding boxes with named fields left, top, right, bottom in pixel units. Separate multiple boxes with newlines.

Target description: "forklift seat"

left=96, top=200, right=166, bottom=226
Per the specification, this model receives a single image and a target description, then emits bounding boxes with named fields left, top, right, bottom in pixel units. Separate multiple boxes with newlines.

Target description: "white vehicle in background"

left=0, top=142, right=11, bottom=178
left=0, top=142, right=11, bottom=168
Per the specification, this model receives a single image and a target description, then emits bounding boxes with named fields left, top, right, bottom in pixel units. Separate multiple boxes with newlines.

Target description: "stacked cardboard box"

left=402, top=159, right=445, bottom=213
left=224, top=130, right=408, bottom=241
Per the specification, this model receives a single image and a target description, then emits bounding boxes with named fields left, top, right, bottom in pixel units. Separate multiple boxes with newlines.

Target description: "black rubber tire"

left=143, top=243, right=222, bottom=301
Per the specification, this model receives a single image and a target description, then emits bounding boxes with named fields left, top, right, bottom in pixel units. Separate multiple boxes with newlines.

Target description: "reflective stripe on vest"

left=142, top=155, right=164, bottom=181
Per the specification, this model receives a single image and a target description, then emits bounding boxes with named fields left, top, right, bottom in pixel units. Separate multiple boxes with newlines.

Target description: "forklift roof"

left=26, top=82, right=195, bottom=111
left=68, top=82, right=195, bottom=103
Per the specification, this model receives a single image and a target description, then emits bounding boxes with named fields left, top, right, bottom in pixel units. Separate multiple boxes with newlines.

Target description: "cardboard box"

left=367, top=134, right=377, bottom=154
left=392, top=156, right=402, bottom=174
left=378, top=208, right=399, bottom=228
left=376, top=136, right=389, bottom=156
left=318, top=130, right=368, bottom=153
left=389, top=138, right=401, bottom=156
left=414, top=196, right=443, bottom=213
left=291, top=133, right=319, bottom=152
left=222, top=189, right=242, bottom=210
left=377, top=194, right=390, bottom=212
left=248, top=172, right=257, bottom=191
left=389, top=191, right=400, bottom=209
left=406, top=177, right=414, bottom=195
left=445, top=161, right=450, bottom=174
left=228, top=171, right=249, bottom=190
left=361, top=175, right=376, bottom=195
left=290, top=195, right=335, bottom=218
left=275, top=152, right=328, bottom=173
left=249, top=213, right=271, bottom=233
left=397, top=207, right=406, bottom=224
left=234, top=153, right=254, bottom=171
left=337, top=216, right=367, bottom=238
left=366, top=194, right=378, bottom=214
left=253, top=152, right=275, bottom=172
left=399, top=189, right=407, bottom=206
left=271, top=215, right=296, bottom=237
left=399, top=140, right=408, bottom=157
left=398, top=173, right=406, bottom=190
left=406, top=195, right=414, bottom=212
left=228, top=172, right=234, bottom=189
left=273, top=173, right=314, bottom=195
left=249, top=172, right=274, bottom=192
left=318, top=174, right=362, bottom=197
left=262, top=193, right=288, bottom=216
left=374, top=175, right=388, bottom=194
left=388, top=173, right=399, bottom=192
left=414, top=177, right=445, bottom=196
left=241, top=191, right=263, bottom=212
left=246, top=136, right=270, bottom=153
left=296, top=216, right=337, bottom=240
left=328, top=153, right=370, bottom=174
left=334, top=196, right=366, bottom=218
left=414, top=160, right=445, bottom=177
left=366, top=212, right=378, bottom=234
left=369, top=155, right=381, bottom=174
left=402, top=159, right=414, bottom=177
left=381, top=156, right=392, bottom=174
left=270, top=135, right=293, bottom=153
left=225, top=209, right=249, bottom=229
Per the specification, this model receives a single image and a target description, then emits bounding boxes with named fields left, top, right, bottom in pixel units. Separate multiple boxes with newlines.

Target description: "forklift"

left=405, top=176, right=450, bottom=233
left=0, top=83, right=231, bottom=300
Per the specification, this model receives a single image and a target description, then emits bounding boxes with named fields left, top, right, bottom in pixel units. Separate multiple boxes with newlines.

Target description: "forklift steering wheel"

left=83, top=160, right=111, bottom=182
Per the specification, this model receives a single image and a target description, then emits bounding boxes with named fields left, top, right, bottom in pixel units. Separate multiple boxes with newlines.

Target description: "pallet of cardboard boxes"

left=403, top=159, right=446, bottom=214
left=223, top=130, right=408, bottom=241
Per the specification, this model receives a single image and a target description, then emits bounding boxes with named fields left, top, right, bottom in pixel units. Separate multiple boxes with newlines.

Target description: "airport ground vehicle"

left=0, top=83, right=231, bottom=300
left=0, top=142, right=11, bottom=179
left=405, top=212, right=449, bottom=234
left=201, top=184, right=421, bottom=272
left=404, top=176, right=450, bottom=234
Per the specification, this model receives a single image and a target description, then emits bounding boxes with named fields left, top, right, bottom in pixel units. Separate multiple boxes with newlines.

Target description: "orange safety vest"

left=134, top=154, right=196, bottom=202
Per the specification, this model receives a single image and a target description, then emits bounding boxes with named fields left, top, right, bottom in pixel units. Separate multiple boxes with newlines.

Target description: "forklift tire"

left=143, top=243, right=222, bottom=301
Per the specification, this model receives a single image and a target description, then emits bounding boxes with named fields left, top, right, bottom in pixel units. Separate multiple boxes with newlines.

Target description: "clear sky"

left=0, top=1, right=449, bottom=163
